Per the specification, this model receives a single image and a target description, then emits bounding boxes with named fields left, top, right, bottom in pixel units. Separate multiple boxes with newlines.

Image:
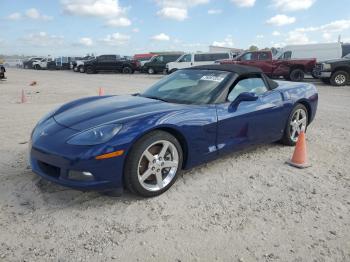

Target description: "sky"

left=1, top=0, right=350, bottom=56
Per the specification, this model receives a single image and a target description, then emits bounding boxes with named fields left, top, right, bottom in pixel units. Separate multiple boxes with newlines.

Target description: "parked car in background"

left=274, top=43, right=343, bottom=62
left=84, top=55, right=140, bottom=74
left=4, top=59, right=23, bottom=68
left=33, top=57, right=54, bottom=70
left=133, top=53, right=155, bottom=67
left=314, top=53, right=350, bottom=86
left=71, top=56, right=95, bottom=73
left=23, top=57, right=43, bottom=69
left=0, top=64, right=6, bottom=79
left=142, top=53, right=183, bottom=74
left=219, top=50, right=316, bottom=82
left=166, top=52, right=233, bottom=74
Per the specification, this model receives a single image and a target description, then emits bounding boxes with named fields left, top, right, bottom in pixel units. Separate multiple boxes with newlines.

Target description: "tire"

left=289, top=69, right=305, bottom=82
left=124, top=131, right=183, bottom=197
left=86, top=66, right=95, bottom=74
left=79, top=66, right=85, bottom=73
left=320, top=78, right=330, bottom=84
left=330, top=70, right=349, bottom=86
left=280, top=104, right=308, bottom=146
left=73, top=66, right=78, bottom=72
left=122, top=66, right=133, bottom=74
left=34, top=65, right=41, bottom=70
left=147, top=67, right=155, bottom=74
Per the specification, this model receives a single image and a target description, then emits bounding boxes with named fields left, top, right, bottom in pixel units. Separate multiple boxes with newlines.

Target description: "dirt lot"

left=0, top=69, right=349, bottom=262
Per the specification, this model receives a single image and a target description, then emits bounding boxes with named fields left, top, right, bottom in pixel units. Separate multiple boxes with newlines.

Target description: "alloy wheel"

left=335, top=74, right=346, bottom=85
left=289, top=109, right=307, bottom=142
left=137, top=140, right=179, bottom=192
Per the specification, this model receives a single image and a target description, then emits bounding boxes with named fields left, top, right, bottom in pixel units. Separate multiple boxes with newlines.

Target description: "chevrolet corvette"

left=29, top=64, right=318, bottom=197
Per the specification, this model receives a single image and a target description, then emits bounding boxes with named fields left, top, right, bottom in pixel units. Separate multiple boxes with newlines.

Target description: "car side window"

left=283, top=51, right=292, bottom=59
left=155, top=56, right=164, bottom=63
left=241, top=52, right=253, bottom=61
left=180, top=54, right=192, bottom=62
left=258, top=53, right=269, bottom=60
left=227, top=77, right=268, bottom=102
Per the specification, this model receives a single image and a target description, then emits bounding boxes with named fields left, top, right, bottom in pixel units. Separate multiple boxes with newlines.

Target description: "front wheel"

left=86, top=66, right=95, bottom=74
left=289, top=69, right=305, bottom=82
left=124, top=131, right=183, bottom=197
left=330, top=70, right=349, bottom=86
left=79, top=66, right=85, bottom=73
left=281, top=104, right=308, bottom=146
left=147, top=67, right=155, bottom=74
left=34, top=65, right=41, bottom=70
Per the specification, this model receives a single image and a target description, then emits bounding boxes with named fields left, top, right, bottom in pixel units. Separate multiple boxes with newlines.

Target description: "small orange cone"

left=98, top=87, right=104, bottom=96
left=286, top=128, right=311, bottom=168
left=21, top=89, right=27, bottom=103
left=29, top=81, right=37, bottom=86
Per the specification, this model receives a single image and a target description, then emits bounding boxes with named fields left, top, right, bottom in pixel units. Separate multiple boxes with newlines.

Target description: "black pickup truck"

left=0, top=64, right=5, bottom=80
left=84, top=55, right=140, bottom=74
left=315, top=53, right=350, bottom=86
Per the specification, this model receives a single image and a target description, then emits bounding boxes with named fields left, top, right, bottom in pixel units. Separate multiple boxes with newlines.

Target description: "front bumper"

left=29, top=118, right=125, bottom=191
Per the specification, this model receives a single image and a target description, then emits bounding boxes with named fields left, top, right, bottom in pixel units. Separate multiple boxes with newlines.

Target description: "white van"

left=274, top=43, right=342, bottom=62
left=166, top=52, right=232, bottom=73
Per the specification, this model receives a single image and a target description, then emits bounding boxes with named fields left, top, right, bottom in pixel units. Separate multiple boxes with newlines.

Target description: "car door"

left=216, top=75, right=285, bottom=154
left=153, top=55, right=164, bottom=72
left=97, top=55, right=116, bottom=71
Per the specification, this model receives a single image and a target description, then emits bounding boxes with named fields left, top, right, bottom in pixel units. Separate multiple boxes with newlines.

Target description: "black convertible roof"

left=189, top=64, right=263, bottom=75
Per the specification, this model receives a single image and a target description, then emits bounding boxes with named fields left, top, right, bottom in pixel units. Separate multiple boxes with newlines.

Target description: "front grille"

left=37, top=161, right=60, bottom=178
left=315, top=63, right=323, bottom=71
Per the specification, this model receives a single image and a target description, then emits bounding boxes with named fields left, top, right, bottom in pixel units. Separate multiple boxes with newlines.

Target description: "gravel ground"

left=0, top=69, right=349, bottom=262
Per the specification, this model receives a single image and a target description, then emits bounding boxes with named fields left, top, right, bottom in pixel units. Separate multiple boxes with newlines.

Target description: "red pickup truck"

left=218, top=50, right=316, bottom=82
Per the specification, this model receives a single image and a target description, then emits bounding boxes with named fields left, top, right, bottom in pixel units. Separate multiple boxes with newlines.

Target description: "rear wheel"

left=281, top=104, right=308, bottom=146
left=147, top=67, right=155, bottom=74
left=79, top=66, right=85, bottom=73
left=289, top=69, right=305, bottom=82
left=124, top=131, right=183, bottom=197
left=34, top=65, right=41, bottom=70
left=122, top=66, right=133, bottom=74
left=330, top=70, right=349, bottom=86
left=86, top=66, right=95, bottom=74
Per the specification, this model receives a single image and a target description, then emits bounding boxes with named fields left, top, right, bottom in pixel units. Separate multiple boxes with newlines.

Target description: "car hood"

left=321, top=58, right=350, bottom=64
left=53, top=95, right=186, bottom=131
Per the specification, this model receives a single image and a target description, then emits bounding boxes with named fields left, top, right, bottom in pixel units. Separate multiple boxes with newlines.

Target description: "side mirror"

left=229, top=92, right=258, bottom=110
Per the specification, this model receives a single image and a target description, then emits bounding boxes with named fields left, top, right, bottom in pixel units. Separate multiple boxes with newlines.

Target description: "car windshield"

left=140, top=69, right=231, bottom=104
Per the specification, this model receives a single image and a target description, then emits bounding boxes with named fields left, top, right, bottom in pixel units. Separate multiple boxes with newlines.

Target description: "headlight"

left=322, top=63, right=331, bottom=71
left=67, top=124, right=122, bottom=145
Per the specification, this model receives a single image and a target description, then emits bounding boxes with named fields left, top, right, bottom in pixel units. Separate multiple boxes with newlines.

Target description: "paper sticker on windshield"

left=200, top=75, right=225, bottom=82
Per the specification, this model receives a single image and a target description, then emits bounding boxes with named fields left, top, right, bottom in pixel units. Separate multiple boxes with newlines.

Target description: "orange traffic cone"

left=286, top=128, right=311, bottom=168
left=98, top=87, right=104, bottom=96
left=21, top=89, right=27, bottom=103
left=29, top=81, right=37, bottom=86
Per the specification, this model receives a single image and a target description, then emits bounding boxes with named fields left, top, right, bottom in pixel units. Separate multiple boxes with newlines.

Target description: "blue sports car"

left=29, top=64, right=318, bottom=197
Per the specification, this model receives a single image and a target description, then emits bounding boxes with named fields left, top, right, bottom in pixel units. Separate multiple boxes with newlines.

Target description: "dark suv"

left=84, top=55, right=140, bottom=74
left=315, top=53, right=350, bottom=86
left=142, top=54, right=183, bottom=74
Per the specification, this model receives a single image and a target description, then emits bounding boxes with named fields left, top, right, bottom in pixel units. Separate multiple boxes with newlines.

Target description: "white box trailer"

left=274, top=43, right=342, bottom=62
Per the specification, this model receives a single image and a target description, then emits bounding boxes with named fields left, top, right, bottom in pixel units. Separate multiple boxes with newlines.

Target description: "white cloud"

left=6, top=12, right=22, bottom=20
left=61, top=0, right=131, bottom=26
left=100, top=33, right=130, bottom=45
left=79, top=37, right=93, bottom=46
left=266, top=14, right=296, bottom=26
left=272, top=30, right=281, bottom=36
left=61, top=0, right=125, bottom=17
left=256, top=34, right=264, bottom=39
left=151, top=33, right=170, bottom=41
left=157, top=7, right=187, bottom=21
left=212, top=35, right=234, bottom=47
left=25, top=8, right=53, bottom=20
left=208, top=9, right=222, bottom=15
left=22, top=32, right=64, bottom=47
left=231, top=0, right=256, bottom=7
left=155, top=0, right=209, bottom=21
left=272, top=0, right=316, bottom=12
left=286, top=31, right=310, bottom=44
left=6, top=9, right=52, bottom=21
left=132, top=28, right=140, bottom=33
left=106, top=17, right=131, bottom=27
